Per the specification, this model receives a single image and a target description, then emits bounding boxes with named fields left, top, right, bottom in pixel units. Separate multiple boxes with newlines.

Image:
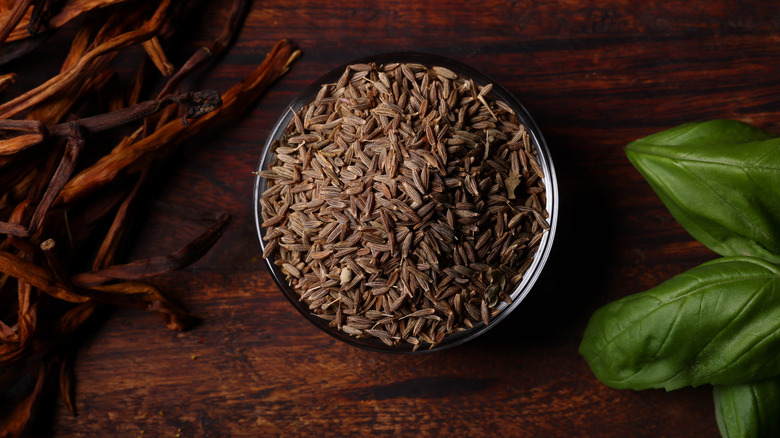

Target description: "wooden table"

left=17, top=0, right=780, bottom=436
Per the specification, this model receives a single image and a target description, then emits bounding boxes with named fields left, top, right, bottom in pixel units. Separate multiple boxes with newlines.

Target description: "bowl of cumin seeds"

left=254, top=53, right=558, bottom=353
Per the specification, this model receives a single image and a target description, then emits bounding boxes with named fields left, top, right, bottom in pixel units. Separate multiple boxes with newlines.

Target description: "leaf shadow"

left=476, top=128, right=621, bottom=349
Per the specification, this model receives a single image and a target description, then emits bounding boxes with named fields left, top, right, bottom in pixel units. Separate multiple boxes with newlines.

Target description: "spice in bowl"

left=256, top=56, right=554, bottom=351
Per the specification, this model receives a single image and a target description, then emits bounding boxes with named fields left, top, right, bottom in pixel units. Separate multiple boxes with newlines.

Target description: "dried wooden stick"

left=48, top=90, right=222, bottom=136
left=28, top=124, right=83, bottom=233
left=15, top=280, right=36, bottom=347
left=28, top=0, right=60, bottom=35
left=0, top=0, right=32, bottom=46
left=88, top=281, right=195, bottom=330
left=212, top=0, right=248, bottom=55
left=74, top=211, right=230, bottom=286
left=142, top=35, right=173, bottom=76
left=0, top=319, right=14, bottom=341
left=91, top=170, right=146, bottom=270
left=58, top=350, right=77, bottom=415
left=0, top=73, right=14, bottom=92
left=0, top=250, right=88, bottom=303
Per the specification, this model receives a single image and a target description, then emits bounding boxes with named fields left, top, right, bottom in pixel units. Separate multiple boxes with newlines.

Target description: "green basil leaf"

left=579, top=256, right=780, bottom=391
left=625, top=120, right=780, bottom=264
left=714, top=377, right=780, bottom=438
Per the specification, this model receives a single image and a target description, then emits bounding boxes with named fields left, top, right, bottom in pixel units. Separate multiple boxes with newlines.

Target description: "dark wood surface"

left=19, top=0, right=780, bottom=436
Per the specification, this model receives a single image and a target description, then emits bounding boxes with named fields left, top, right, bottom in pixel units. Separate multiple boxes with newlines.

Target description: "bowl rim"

left=253, top=51, right=559, bottom=354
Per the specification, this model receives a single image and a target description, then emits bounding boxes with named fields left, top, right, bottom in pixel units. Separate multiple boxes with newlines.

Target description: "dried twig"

left=74, top=211, right=230, bottom=286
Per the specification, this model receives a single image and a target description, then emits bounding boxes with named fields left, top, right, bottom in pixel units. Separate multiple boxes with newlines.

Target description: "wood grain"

left=8, top=0, right=780, bottom=436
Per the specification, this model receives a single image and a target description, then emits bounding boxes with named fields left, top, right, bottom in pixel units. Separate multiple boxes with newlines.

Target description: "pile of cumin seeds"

left=258, top=61, right=549, bottom=350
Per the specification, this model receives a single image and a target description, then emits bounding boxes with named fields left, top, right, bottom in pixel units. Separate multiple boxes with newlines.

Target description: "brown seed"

left=310, top=249, right=333, bottom=260
left=480, top=299, right=490, bottom=326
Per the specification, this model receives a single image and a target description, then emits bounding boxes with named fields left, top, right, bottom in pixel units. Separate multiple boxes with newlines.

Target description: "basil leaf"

left=714, top=377, right=780, bottom=438
left=579, top=256, right=780, bottom=391
left=625, top=120, right=780, bottom=264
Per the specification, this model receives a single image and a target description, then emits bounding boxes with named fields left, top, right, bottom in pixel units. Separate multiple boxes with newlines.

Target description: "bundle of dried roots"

left=0, top=0, right=299, bottom=435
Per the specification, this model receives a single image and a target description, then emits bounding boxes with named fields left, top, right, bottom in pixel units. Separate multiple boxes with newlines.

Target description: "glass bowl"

left=253, top=52, right=558, bottom=353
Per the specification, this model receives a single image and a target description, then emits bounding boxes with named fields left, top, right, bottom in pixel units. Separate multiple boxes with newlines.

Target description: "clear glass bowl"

left=253, top=52, right=558, bottom=353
